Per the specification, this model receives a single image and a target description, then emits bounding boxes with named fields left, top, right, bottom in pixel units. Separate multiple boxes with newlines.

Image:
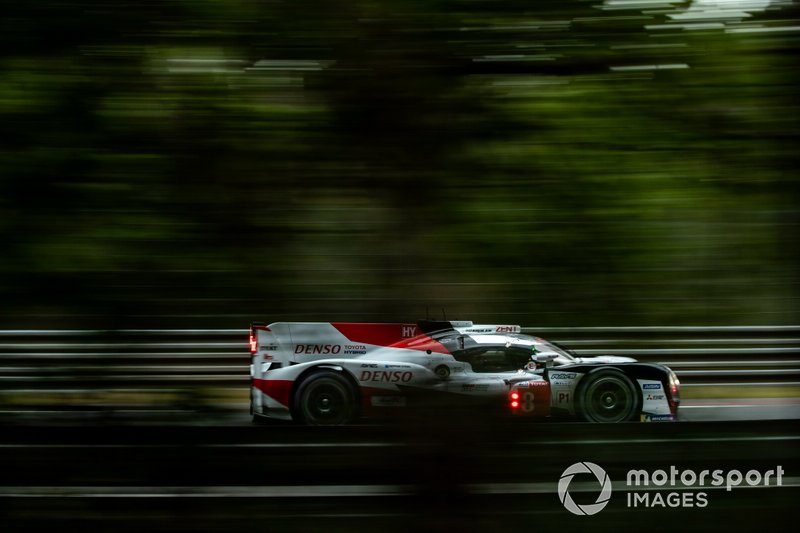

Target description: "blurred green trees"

left=0, top=1, right=797, bottom=327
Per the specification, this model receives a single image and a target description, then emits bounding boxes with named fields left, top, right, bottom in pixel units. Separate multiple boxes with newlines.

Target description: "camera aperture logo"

left=558, top=462, right=612, bottom=516
left=558, top=462, right=785, bottom=515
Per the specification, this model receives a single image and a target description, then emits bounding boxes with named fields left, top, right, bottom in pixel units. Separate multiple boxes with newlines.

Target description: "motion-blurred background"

left=1, top=0, right=798, bottom=329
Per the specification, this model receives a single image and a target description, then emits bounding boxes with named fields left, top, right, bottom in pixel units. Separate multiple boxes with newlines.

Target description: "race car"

left=249, top=320, right=680, bottom=425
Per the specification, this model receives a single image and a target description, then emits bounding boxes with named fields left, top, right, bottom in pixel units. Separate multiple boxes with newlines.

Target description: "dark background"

left=1, top=0, right=798, bottom=329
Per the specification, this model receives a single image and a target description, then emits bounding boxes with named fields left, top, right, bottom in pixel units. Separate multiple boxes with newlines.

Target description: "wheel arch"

left=565, top=362, right=670, bottom=389
left=289, top=364, right=362, bottom=421
left=575, top=366, right=642, bottom=422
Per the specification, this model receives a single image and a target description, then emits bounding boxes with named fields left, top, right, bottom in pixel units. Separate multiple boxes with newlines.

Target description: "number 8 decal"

left=521, top=391, right=536, bottom=412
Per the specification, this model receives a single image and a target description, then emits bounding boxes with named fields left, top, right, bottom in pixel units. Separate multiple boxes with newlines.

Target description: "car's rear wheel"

left=295, top=371, right=357, bottom=425
left=577, top=370, right=640, bottom=423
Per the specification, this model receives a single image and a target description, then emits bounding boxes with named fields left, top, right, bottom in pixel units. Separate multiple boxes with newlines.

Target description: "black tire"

left=577, top=370, right=640, bottom=423
left=294, top=371, right=357, bottom=425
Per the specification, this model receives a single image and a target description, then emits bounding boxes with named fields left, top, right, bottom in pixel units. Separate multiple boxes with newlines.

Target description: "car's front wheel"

left=294, top=371, right=357, bottom=425
left=577, top=370, right=640, bottom=423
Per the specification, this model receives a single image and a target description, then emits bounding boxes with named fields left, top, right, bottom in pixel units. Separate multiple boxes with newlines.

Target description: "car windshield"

left=529, top=337, right=576, bottom=361
left=452, top=345, right=534, bottom=373
left=500, top=334, right=577, bottom=366
left=448, top=334, right=577, bottom=373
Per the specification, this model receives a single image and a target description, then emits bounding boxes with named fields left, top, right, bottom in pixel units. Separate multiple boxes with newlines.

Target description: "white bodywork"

left=249, top=321, right=678, bottom=423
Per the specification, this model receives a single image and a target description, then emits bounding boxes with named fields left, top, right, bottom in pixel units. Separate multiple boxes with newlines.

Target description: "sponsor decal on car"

left=295, top=344, right=342, bottom=355
left=462, top=384, right=489, bottom=392
left=646, top=394, right=665, bottom=401
left=641, top=414, right=675, bottom=422
left=359, top=370, right=413, bottom=383
left=643, top=383, right=662, bottom=390
left=550, top=372, right=579, bottom=387
left=370, top=396, right=407, bottom=407
left=401, top=325, right=418, bottom=338
left=343, top=344, right=367, bottom=355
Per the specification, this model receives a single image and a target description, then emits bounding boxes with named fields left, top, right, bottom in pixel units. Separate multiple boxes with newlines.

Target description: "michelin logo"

left=641, top=414, right=675, bottom=422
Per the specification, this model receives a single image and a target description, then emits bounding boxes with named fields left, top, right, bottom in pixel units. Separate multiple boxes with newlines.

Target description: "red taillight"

left=250, top=323, right=269, bottom=354
left=249, top=332, right=257, bottom=353
left=510, top=391, right=520, bottom=410
left=667, top=372, right=681, bottom=415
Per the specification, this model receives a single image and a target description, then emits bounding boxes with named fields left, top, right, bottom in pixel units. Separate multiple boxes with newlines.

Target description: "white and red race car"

left=249, top=320, right=680, bottom=425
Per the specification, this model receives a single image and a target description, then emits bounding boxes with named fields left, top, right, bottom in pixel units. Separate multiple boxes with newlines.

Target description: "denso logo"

left=294, top=344, right=342, bottom=355
left=360, top=370, right=413, bottom=383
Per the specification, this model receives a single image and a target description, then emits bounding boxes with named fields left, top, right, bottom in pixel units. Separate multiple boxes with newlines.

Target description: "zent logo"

left=558, top=462, right=612, bottom=516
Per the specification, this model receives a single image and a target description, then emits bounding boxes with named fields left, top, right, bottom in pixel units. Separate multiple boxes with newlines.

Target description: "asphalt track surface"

left=3, top=396, right=800, bottom=425
left=1, top=400, right=799, bottom=532
left=678, top=397, right=800, bottom=421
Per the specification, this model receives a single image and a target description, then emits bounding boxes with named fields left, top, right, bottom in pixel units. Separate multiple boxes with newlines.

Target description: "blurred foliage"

left=0, top=0, right=797, bottom=327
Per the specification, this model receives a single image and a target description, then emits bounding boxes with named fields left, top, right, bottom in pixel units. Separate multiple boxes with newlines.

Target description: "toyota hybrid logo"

left=558, top=462, right=612, bottom=515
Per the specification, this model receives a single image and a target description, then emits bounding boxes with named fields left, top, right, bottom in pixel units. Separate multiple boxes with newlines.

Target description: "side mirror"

left=534, top=353, right=557, bottom=364
left=533, top=352, right=557, bottom=379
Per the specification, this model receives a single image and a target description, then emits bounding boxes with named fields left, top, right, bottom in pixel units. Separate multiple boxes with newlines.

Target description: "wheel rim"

left=584, top=375, right=635, bottom=422
left=302, top=378, right=351, bottom=425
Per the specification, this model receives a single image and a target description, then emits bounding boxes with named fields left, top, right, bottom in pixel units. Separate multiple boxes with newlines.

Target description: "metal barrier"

left=521, top=326, right=800, bottom=388
left=0, top=327, right=798, bottom=401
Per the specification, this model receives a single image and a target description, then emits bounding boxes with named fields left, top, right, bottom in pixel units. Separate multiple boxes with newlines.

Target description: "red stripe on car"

left=332, top=323, right=419, bottom=346
left=332, top=322, right=450, bottom=354
left=253, top=378, right=294, bottom=407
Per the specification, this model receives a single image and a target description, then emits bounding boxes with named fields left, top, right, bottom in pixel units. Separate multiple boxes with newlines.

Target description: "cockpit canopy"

left=434, top=332, right=575, bottom=373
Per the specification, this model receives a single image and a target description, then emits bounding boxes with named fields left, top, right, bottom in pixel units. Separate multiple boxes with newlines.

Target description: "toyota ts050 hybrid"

left=249, top=320, right=680, bottom=425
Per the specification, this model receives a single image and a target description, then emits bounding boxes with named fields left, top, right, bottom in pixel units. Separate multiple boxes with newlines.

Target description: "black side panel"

left=558, top=363, right=670, bottom=386
left=417, top=320, right=458, bottom=335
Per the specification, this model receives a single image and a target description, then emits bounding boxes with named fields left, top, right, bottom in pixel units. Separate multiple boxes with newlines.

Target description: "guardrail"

left=522, top=326, right=800, bottom=388
left=0, top=327, right=798, bottom=404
